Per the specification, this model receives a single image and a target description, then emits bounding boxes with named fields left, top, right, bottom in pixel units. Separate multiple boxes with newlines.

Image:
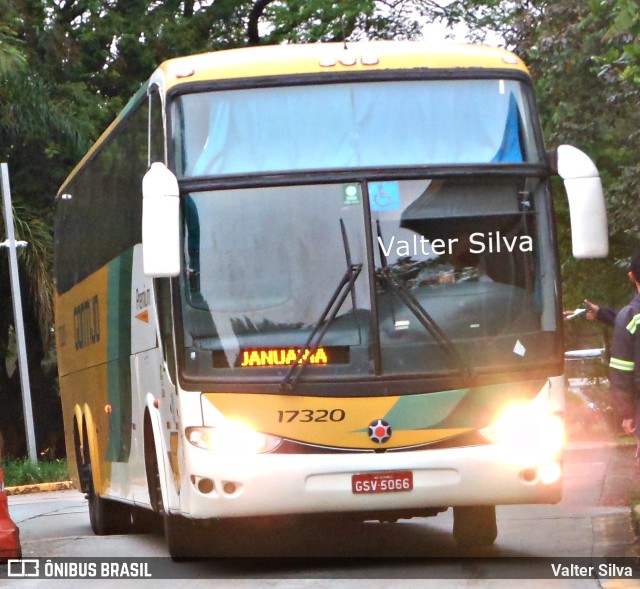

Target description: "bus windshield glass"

left=173, top=79, right=541, bottom=177
left=181, top=183, right=373, bottom=378
left=179, top=177, right=558, bottom=382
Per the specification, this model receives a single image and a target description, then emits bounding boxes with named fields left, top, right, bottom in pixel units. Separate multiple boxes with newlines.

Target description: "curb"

left=5, top=481, right=74, bottom=496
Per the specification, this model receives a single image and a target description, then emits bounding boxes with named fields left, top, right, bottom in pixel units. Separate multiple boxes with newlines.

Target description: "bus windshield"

left=173, top=79, right=541, bottom=177
left=179, top=176, right=558, bottom=383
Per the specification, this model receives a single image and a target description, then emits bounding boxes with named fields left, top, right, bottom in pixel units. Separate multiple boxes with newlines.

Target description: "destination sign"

left=212, top=347, right=350, bottom=368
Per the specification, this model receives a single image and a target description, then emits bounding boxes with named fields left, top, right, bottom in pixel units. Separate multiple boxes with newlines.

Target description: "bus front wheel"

left=452, top=505, right=497, bottom=548
left=87, top=471, right=131, bottom=535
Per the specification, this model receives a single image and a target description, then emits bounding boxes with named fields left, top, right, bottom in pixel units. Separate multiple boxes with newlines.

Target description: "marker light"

left=502, top=55, right=519, bottom=65
left=175, top=68, right=195, bottom=79
left=186, top=422, right=282, bottom=455
left=481, top=404, right=564, bottom=464
left=360, top=54, right=380, bottom=66
left=319, top=56, right=337, bottom=67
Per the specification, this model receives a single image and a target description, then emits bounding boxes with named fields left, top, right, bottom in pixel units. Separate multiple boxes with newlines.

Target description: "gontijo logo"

left=368, top=419, right=392, bottom=444
left=73, top=295, right=100, bottom=350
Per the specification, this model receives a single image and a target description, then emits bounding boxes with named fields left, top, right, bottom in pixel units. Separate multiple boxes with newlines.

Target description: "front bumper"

left=175, top=444, right=562, bottom=520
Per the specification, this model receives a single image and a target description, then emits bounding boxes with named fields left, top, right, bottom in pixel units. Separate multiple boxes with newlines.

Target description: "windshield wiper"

left=280, top=262, right=362, bottom=390
left=281, top=219, right=361, bottom=390
left=375, top=221, right=473, bottom=379
left=378, top=266, right=474, bottom=379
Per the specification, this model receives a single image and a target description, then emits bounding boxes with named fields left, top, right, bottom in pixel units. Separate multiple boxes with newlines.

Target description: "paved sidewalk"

left=594, top=443, right=640, bottom=509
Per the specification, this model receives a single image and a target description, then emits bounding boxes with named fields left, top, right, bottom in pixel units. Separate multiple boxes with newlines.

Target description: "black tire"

left=131, top=506, right=162, bottom=534
left=87, top=471, right=132, bottom=535
left=452, top=505, right=498, bottom=548
left=164, top=514, right=208, bottom=559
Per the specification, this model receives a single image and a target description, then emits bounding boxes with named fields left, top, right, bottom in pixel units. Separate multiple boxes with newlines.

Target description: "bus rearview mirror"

left=555, top=144, right=609, bottom=259
left=142, top=162, right=181, bottom=277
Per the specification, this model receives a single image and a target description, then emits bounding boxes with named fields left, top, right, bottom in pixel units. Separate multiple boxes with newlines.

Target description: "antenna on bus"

left=341, top=16, right=348, bottom=50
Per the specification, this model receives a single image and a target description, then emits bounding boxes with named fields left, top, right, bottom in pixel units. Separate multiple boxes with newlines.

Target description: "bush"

left=2, top=458, right=68, bottom=487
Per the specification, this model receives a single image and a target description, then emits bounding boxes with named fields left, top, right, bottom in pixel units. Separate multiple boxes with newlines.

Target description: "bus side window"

left=156, top=277, right=177, bottom=383
left=149, top=87, right=165, bottom=165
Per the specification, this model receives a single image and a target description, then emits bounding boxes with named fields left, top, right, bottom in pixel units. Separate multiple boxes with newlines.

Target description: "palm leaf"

left=0, top=202, right=54, bottom=352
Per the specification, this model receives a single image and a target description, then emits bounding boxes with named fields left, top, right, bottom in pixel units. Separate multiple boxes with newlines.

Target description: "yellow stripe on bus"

left=203, top=393, right=470, bottom=450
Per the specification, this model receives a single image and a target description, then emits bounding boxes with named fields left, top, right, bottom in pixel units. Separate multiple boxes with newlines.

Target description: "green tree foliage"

left=600, top=0, right=640, bottom=83
left=0, top=201, right=60, bottom=458
left=0, top=15, right=75, bottom=457
left=14, top=0, right=424, bottom=123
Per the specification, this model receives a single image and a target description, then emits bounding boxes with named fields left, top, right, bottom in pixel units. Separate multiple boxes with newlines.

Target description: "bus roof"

left=57, top=42, right=529, bottom=197
left=158, top=42, right=528, bottom=91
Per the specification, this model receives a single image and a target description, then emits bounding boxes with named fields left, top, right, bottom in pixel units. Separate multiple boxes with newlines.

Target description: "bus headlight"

left=481, top=404, right=564, bottom=464
left=186, top=422, right=282, bottom=454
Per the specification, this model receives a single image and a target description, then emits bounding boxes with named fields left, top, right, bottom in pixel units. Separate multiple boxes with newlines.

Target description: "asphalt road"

left=1, top=442, right=639, bottom=588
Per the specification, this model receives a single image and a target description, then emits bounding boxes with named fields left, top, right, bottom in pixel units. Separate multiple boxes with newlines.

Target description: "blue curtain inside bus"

left=184, top=80, right=532, bottom=177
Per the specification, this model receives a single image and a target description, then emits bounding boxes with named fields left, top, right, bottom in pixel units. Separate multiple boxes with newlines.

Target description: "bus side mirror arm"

left=142, top=162, right=181, bottom=277
left=551, top=145, right=609, bottom=259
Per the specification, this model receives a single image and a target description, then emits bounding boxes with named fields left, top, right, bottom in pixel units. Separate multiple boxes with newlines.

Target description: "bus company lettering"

left=377, top=231, right=533, bottom=258
left=240, top=347, right=329, bottom=367
left=74, top=295, right=100, bottom=350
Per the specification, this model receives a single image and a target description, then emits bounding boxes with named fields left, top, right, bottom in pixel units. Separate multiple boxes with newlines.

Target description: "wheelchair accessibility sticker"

left=369, top=182, right=400, bottom=212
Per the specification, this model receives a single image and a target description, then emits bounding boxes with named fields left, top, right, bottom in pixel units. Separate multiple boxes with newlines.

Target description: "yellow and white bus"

left=54, top=42, right=608, bottom=557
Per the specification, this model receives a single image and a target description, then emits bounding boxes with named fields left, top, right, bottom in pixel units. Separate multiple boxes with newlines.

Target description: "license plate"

left=352, top=471, right=413, bottom=494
